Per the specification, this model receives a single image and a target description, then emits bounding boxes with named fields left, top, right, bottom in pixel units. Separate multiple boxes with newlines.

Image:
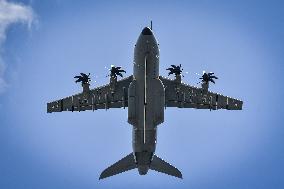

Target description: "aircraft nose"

left=141, top=27, right=153, bottom=35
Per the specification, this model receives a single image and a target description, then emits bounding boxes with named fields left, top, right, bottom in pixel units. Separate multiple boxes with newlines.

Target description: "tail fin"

left=99, top=153, right=137, bottom=180
left=150, top=155, right=182, bottom=179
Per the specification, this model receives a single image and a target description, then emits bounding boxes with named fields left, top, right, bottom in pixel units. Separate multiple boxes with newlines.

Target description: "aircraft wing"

left=159, top=76, right=243, bottom=110
left=47, top=75, right=133, bottom=113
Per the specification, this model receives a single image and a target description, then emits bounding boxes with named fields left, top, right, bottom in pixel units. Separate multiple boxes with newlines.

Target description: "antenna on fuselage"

left=150, top=20, right=152, bottom=30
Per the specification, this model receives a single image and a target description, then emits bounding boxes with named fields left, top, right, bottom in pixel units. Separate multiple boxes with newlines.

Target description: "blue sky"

left=0, top=0, right=284, bottom=188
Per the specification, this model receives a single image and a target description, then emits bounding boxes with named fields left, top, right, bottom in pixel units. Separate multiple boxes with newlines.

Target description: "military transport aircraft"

left=47, top=26, right=243, bottom=179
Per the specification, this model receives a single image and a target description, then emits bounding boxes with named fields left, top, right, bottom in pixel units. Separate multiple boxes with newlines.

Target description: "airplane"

left=47, top=25, right=243, bottom=179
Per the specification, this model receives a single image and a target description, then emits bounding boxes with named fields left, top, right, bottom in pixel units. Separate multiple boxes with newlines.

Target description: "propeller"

left=199, top=71, right=218, bottom=84
left=74, top=73, right=91, bottom=84
left=166, top=64, right=183, bottom=76
left=109, top=65, right=126, bottom=78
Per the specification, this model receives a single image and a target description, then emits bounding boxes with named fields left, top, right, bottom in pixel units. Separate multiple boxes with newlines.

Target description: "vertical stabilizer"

left=150, top=155, right=182, bottom=179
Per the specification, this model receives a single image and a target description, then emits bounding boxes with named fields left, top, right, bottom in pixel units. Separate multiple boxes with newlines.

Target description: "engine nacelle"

left=201, top=82, right=209, bottom=92
left=82, top=83, right=90, bottom=93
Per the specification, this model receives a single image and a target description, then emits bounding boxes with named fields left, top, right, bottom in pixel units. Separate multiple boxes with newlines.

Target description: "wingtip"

left=174, top=169, right=183, bottom=179
left=99, top=172, right=107, bottom=180
left=99, top=175, right=106, bottom=180
left=177, top=172, right=183, bottom=179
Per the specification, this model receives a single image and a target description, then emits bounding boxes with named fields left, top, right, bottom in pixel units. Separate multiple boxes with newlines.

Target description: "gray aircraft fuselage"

left=47, top=26, right=243, bottom=179
left=128, top=27, right=165, bottom=175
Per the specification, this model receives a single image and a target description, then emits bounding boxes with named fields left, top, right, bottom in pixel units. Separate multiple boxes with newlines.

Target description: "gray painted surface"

left=47, top=27, right=243, bottom=179
left=128, top=27, right=164, bottom=175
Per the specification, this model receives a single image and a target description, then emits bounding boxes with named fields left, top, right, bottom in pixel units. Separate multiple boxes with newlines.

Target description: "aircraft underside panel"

left=47, top=76, right=133, bottom=113
left=132, top=129, right=156, bottom=152
left=159, top=76, right=243, bottom=110
left=127, top=78, right=164, bottom=126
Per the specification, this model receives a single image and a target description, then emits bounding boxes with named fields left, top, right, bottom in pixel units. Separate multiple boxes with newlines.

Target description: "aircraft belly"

left=132, top=128, right=156, bottom=152
left=130, top=36, right=164, bottom=152
left=129, top=77, right=164, bottom=152
left=128, top=77, right=164, bottom=126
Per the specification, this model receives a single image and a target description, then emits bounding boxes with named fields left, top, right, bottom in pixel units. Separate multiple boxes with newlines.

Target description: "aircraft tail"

left=99, top=153, right=137, bottom=180
left=99, top=153, right=182, bottom=179
left=150, top=155, right=182, bottom=179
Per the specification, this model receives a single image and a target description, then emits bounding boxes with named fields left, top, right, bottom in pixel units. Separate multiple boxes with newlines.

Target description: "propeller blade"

left=168, top=71, right=174, bottom=76
left=210, top=75, right=218, bottom=79
left=167, top=64, right=183, bottom=76
left=118, top=69, right=126, bottom=73
left=108, top=65, right=126, bottom=78
left=117, top=73, right=123, bottom=77
left=209, top=78, right=215, bottom=84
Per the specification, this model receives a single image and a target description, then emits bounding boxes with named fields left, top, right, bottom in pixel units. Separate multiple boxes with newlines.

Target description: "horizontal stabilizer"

left=99, top=153, right=137, bottom=180
left=150, top=155, right=182, bottom=179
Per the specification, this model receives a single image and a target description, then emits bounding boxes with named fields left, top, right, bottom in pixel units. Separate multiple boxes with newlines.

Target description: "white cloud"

left=0, top=0, right=35, bottom=94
